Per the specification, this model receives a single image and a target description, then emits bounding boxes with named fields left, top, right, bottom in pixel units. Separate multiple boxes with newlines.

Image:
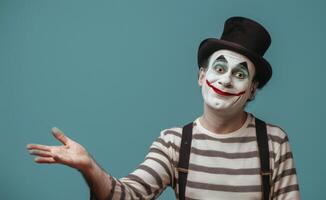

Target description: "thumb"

left=52, top=127, right=70, bottom=145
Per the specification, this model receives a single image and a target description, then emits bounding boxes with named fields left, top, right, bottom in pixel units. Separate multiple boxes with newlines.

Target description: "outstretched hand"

left=27, top=127, right=93, bottom=172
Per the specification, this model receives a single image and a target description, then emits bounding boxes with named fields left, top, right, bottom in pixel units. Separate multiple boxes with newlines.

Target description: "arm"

left=271, top=135, right=301, bottom=200
left=27, top=127, right=176, bottom=200
left=89, top=130, right=176, bottom=199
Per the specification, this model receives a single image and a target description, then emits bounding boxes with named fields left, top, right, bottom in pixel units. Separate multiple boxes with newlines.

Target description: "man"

left=27, top=16, right=300, bottom=199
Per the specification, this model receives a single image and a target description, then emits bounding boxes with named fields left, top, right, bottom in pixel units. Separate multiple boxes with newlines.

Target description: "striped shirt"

left=94, top=113, right=300, bottom=199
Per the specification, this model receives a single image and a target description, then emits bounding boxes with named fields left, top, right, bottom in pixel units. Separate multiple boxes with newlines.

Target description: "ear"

left=249, top=81, right=259, bottom=99
left=198, top=67, right=206, bottom=87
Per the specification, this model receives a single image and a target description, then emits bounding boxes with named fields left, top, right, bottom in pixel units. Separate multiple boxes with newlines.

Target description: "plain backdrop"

left=1, top=0, right=325, bottom=199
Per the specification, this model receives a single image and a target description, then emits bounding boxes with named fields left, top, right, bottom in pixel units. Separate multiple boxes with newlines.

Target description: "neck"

left=199, top=103, right=247, bottom=134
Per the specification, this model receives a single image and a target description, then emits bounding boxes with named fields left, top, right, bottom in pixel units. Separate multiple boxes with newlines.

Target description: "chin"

left=205, top=98, right=245, bottom=114
left=206, top=101, right=229, bottom=111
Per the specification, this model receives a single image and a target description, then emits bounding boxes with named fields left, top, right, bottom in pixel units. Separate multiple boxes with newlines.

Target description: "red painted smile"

left=206, top=79, right=245, bottom=96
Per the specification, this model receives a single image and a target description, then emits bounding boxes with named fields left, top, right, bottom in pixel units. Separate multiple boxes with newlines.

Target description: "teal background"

left=1, top=0, right=325, bottom=199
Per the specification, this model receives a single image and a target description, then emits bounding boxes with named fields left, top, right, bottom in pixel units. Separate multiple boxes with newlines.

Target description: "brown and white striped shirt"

left=96, top=113, right=300, bottom=199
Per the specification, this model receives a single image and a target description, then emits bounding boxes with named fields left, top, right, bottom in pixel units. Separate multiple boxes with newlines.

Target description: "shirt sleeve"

left=271, top=134, right=301, bottom=200
left=90, top=129, right=178, bottom=200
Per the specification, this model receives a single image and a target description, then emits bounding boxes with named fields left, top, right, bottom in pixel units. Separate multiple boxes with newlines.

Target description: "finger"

left=27, top=144, right=51, bottom=151
left=34, top=157, right=56, bottom=164
left=52, top=127, right=70, bottom=145
left=29, top=150, right=53, bottom=157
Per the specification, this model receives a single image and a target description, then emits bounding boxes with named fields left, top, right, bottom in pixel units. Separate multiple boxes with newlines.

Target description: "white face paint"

left=200, top=49, right=256, bottom=112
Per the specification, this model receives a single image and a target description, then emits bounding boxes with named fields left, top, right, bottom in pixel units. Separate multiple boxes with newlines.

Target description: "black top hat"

left=198, top=16, right=272, bottom=88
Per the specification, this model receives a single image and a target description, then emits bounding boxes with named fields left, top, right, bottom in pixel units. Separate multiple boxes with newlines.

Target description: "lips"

left=206, top=79, right=245, bottom=96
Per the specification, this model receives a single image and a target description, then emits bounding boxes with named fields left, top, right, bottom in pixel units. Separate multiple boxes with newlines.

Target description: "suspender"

left=177, top=117, right=271, bottom=200
left=177, top=122, right=193, bottom=200
left=255, top=118, right=272, bottom=200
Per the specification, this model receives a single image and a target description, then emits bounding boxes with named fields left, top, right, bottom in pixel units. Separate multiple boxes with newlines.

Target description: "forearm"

left=79, top=130, right=175, bottom=200
left=80, top=158, right=112, bottom=200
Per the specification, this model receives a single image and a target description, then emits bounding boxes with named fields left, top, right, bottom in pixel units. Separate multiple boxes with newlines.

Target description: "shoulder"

left=155, top=121, right=196, bottom=151
left=265, top=122, right=289, bottom=145
left=150, top=126, right=183, bottom=152
left=251, top=114, right=291, bottom=153
left=159, top=127, right=183, bottom=139
left=148, top=126, right=184, bottom=164
left=252, top=114, right=289, bottom=143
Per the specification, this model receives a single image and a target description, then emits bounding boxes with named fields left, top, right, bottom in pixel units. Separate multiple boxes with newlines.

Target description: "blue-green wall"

left=1, top=0, right=325, bottom=199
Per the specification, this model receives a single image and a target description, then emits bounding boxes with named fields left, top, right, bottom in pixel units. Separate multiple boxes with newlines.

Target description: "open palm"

left=27, top=127, right=92, bottom=171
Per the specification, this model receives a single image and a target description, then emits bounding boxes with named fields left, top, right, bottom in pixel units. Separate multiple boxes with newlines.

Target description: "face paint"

left=200, top=49, right=256, bottom=112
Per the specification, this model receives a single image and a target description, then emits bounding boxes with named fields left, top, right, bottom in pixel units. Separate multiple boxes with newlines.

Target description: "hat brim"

left=198, top=38, right=272, bottom=89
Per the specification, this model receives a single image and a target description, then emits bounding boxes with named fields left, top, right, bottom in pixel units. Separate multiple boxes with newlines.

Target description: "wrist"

left=79, top=156, right=97, bottom=176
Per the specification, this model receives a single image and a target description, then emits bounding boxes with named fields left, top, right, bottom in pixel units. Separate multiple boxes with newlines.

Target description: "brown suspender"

left=177, top=117, right=271, bottom=200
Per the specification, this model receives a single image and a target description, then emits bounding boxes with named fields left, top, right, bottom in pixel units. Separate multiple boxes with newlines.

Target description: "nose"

left=218, top=74, right=232, bottom=88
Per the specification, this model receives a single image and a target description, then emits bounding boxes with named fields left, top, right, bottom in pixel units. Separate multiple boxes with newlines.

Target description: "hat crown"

left=197, top=16, right=273, bottom=88
left=221, top=17, right=271, bottom=56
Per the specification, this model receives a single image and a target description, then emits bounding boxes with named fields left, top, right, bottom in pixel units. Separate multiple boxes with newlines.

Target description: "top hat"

left=198, top=16, right=272, bottom=88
